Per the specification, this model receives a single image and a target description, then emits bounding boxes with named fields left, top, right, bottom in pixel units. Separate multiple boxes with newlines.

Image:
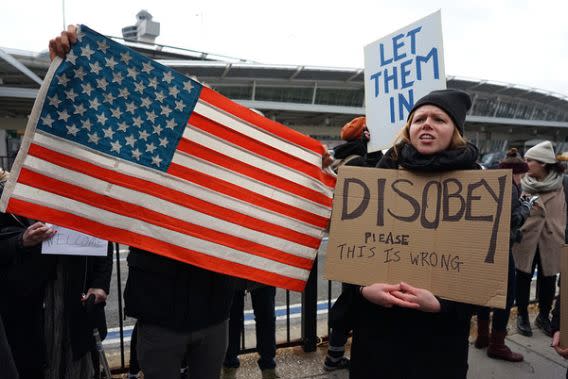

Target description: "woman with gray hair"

left=513, top=141, right=567, bottom=337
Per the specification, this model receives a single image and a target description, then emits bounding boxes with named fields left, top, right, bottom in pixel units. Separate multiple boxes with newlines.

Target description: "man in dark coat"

left=124, top=247, right=236, bottom=379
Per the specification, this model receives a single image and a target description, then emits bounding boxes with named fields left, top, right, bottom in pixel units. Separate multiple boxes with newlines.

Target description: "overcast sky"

left=3, top=0, right=567, bottom=96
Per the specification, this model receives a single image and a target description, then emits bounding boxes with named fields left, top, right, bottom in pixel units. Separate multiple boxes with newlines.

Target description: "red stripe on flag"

left=167, top=162, right=329, bottom=230
left=18, top=168, right=315, bottom=270
left=28, top=143, right=324, bottom=246
left=6, top=198, right=308, bottom=291
left=176, top=137, right=332, bottom=207
left=198, top=87, right=331, bottom=158
left=188, top=112, right=336, bottom=188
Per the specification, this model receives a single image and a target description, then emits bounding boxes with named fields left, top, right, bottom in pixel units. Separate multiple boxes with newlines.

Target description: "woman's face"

left=409, top=105, right=456, bottom=155
left=526, top=158, right=547, bottom=179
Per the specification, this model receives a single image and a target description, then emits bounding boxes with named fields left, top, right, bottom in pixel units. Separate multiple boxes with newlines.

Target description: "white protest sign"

left=364, top=10, right=446, bottom=152
left=42, top=224, right=108, bottom=256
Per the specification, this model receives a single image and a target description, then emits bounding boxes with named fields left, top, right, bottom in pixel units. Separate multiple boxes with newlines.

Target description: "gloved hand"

left=520, top=194, right=539, bottom=210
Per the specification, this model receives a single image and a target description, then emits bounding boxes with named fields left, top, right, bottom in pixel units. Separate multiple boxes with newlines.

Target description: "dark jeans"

left=224, top=286, right=276, bottom=370
left=477, top=251, right=516, bottom=331
left=329, top=283, right=351, bottom=348
left=515, top=249, right=556, bottom=318
left=137, top=320, right=228, bottom=379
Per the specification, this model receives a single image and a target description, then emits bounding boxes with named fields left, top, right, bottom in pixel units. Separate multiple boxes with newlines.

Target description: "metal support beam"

left=290, top=66, right=304, bottom=80
left=221, top=63, right=232, bottom=78
left=311, top=82, right=317, bottom=105
left=0, top=48, right=43, bottom=86
left=346, top=69, right=363, bottom=82
left=0, top=86, right=38, bottom=99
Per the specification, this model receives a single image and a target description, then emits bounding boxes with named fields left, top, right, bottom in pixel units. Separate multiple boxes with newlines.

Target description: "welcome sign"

left=364, top=11, right=446, bottom=152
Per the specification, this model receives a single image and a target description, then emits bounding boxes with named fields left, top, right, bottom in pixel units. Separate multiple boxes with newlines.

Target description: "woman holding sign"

left=348, top=89, right=477, bottom=379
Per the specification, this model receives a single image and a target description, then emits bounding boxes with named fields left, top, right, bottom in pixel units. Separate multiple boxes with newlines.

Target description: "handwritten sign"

left=325, top=167, right=511, bottom=308
left=364, top=10, right=446, bottom=152
left=42, top=225, right=108, bottom=256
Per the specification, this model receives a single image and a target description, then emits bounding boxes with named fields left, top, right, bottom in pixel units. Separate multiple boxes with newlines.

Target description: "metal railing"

left=106, top=244, right=543, bottom=373
left=107, top=245, right=335, bottom=373
left=0, top=156, right=15, bottom=171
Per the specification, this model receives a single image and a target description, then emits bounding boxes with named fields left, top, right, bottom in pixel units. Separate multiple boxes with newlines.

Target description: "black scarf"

left=378, top=142, right=479, bottom=172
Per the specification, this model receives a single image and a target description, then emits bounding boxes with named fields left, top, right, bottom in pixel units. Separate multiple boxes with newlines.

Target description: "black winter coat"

left=124, top=247, right=236, bottom=332
left=0, top=209, right=55, bottom=298
left=346, top=144, right=478, bottom=379
left=0, top=181, right=57, bottom=372
left=0, top=180, right=112, bottom=364
left=57, top=248, right=113, bottom=360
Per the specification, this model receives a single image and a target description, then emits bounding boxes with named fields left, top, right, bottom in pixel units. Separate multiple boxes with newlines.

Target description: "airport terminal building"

left=1, top=30, right=568, bottom=168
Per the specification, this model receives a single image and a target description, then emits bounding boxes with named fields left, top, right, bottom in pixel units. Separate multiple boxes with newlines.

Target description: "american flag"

left=0, top=25, right=335, bottom=291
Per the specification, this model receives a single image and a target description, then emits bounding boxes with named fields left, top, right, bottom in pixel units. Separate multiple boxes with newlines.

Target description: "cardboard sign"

left=42, top=225, right=108, bottom=256
left=561, top=245, right=568, bottom=347
left=364, top=10, right=446, bottom=152
left=325, top=167, right=511, bottom=308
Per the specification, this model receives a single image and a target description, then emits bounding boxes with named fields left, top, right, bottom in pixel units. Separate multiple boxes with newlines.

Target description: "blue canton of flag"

left=37, top=25, right=202, bottom=171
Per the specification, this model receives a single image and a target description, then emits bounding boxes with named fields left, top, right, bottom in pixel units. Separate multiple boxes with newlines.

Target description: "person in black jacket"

left=345, top=89, right=478, bottom=379
left=44, top=245, right=113, bottom=379
left=0, top=171, right=57, bottom=379
left=325, top=117, right=383, bottom=372
left=474, top=148, right=532, bottom=361
left=1, top=168, right=113, bottom=379
left=124, top=247, right=236, bottom=379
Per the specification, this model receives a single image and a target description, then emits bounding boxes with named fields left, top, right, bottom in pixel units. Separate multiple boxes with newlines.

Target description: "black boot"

left=516, top=314, right=532, bottom=337
left=475, top=318, right=490, bottom=348
left=535, top=313, right=553, bottom=337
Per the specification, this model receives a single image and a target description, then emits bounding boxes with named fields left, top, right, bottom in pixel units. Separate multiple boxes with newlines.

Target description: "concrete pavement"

left=109, top=308, right=568, bottom=378
left=231, top=312, right=567, bottom=379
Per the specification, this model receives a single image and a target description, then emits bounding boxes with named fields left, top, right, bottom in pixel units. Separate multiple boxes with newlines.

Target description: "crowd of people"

left=0, top=26, right=567, bottom=379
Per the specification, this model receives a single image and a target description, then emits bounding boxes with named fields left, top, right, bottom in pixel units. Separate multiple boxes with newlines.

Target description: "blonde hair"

left=390, top=113, right=467, bottom=159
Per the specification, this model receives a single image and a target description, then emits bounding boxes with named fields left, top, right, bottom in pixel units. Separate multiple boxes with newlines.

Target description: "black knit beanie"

left=408, top=89, right=472, bottom=135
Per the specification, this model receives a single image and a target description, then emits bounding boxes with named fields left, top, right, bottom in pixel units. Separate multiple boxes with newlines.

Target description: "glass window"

left=255, top=87, right=313, bottom=103
left=214, top=86, right=253, bottom=100
left=315, top=88, right=364, bottom=107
